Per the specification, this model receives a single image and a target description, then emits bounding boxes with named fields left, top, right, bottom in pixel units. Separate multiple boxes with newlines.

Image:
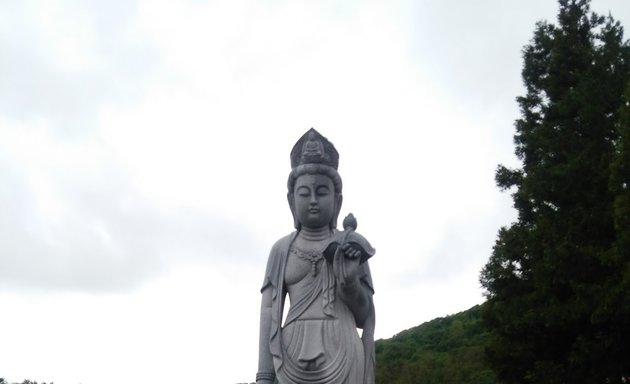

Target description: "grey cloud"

left=0, top=1, right=157, bottom=137
left=0, top=1, right=266, bottom=293
left=0, top=158, right=265, bottom=293
left=421, top=222, right=494, bottom=281
left=405, top=0, right=557, bottom=109
left=392, top=216, right=505, bottom=288
left=407, top=0, right=629, bottom=110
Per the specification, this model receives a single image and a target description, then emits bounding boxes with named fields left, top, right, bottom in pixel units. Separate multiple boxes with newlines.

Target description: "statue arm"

left=333, top=220, right=375, bottom=328
left=256, top=286, right=275, bottom=384
left=335, top=244, right=373, bottom=328
left=340, top=275, right=372, bottom=328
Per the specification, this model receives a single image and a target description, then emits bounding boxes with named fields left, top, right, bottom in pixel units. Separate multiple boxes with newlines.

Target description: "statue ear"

left=287, top=192, right=300, bottom=230
left=331, top=194, right=343, bottom=229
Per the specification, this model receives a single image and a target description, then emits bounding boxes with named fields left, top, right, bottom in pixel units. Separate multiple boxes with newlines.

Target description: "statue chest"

left=285, top=249, right=324, bottom=286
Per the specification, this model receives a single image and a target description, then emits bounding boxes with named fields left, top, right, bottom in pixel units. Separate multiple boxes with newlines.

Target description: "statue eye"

left=316, top=186, right=330, bottom=196
left=296, top=186, right=310, bottom=197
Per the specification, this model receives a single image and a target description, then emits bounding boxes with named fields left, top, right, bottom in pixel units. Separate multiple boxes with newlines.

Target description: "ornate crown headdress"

left=290, top=128, right=339, bottom=170
left=287, top=128, right=343, bottom=229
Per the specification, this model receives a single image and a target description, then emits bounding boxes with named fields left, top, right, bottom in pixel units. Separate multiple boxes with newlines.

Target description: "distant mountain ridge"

left=375, top=304, right=496, bottom=384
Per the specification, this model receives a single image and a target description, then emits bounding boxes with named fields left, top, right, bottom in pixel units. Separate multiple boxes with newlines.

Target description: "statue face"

left=293, top=173, right=336, bottom=230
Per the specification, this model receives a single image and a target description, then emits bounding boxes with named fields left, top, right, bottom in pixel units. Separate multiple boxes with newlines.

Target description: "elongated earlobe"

left=331, top=194, right=343, bottom=229
left=287, top=193, right=300, bottom=230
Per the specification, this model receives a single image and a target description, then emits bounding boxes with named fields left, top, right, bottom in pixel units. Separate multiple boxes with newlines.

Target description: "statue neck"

left=299, top=226, right=332, bottom=241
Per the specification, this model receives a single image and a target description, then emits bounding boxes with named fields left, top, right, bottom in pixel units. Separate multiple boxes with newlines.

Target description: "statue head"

left=287, top=128, right=343, bottom=230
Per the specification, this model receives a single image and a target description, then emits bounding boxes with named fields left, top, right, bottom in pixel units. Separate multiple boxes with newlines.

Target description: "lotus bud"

left=343, top=213, right=357, bottom=231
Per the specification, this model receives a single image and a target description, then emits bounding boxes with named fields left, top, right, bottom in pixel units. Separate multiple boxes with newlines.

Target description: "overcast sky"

left=1, top=1, right=629, bottom=383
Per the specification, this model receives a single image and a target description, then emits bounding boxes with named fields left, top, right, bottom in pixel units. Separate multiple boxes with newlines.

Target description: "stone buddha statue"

left=257, top=128, right=376, bottom=384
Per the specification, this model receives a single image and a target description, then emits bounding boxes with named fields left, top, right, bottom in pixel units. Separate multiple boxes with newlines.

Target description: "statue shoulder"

left=269, top=232, right=297, bottom=255
left=261, top=232, right=297, bottom=292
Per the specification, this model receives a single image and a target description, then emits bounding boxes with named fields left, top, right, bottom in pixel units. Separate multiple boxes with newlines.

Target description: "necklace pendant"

left=290, top=246, right=323, bottom=277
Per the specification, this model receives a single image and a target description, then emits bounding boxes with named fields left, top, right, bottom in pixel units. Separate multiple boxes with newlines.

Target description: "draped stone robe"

left=261, top=232, right=375, bottom=384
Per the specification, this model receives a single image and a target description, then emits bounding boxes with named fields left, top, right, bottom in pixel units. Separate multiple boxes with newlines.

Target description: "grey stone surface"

left=257, top=128, right=375, bottom=384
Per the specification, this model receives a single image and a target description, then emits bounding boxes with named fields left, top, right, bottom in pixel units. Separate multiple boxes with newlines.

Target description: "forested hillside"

left=375, top=305, right=495, bottom=384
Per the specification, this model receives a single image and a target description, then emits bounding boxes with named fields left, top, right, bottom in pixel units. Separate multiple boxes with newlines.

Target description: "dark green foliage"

left=0, top=380, right=53, bottom=384
left=480, top=0, right=630, bottom=383
left=375, top=305, right=496, bottom=384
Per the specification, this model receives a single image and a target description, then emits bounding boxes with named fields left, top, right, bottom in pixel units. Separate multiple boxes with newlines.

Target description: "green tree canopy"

left=480, top=0, right=630, bottom=383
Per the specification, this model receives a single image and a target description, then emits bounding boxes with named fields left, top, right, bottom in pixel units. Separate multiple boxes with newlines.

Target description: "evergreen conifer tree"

left=480, top=0, right=630, bottom=382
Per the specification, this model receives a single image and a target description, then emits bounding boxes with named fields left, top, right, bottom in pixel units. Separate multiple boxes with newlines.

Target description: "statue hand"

left=336, top=243, right=361, bottom=286
left=342, top=242, right=362, bottom=260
